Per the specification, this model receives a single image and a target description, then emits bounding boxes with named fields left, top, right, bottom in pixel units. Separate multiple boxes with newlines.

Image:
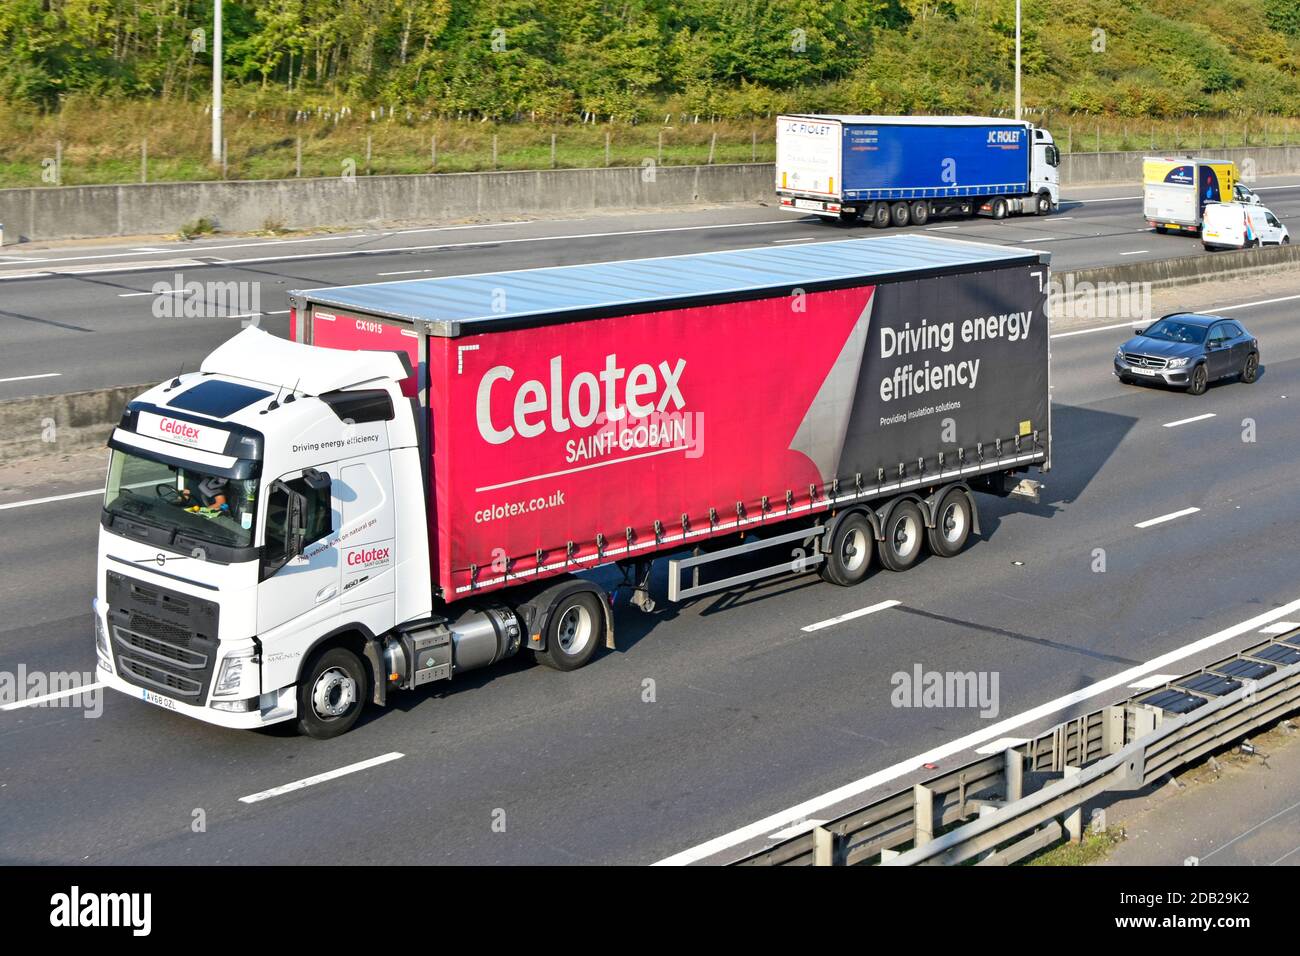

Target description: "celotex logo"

left=475, top=353, right=687, bottom=445
left=346, top=546, right=389, bottom=567
left=159, top=417, right=202, bottom=444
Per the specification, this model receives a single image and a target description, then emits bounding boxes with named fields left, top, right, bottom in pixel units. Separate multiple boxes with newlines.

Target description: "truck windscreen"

left=103, top=449, right=259, bottom=549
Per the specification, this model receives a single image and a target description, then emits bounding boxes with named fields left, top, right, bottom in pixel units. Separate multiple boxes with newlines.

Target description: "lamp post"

left=212, top=0, right=223, bottom=162
left=1014, top=0, right=1022, bottom=122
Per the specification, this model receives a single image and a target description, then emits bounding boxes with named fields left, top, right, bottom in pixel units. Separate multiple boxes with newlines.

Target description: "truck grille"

left=106, top=570, right=219, bottom=703
left=1124, top=353, right=1169, bottom=370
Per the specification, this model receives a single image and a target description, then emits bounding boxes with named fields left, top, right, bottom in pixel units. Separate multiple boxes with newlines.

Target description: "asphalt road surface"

left=2, top=281, right=1298, bottom=864
left=1, top=176, right=1299, bottom=400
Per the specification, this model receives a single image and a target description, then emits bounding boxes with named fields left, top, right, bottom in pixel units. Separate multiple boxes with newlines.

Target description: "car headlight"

left=1167, top=357, right=1190, bottom=368
left=213, top=648, right=257, bottom=697
left=1115, top=347, right=1125, bottom=359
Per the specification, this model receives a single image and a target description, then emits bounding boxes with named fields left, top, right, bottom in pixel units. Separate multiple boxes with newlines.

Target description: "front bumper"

left=97, top=662, right=297, bottom=730
left=1113, top=357, right=1191, bottom=387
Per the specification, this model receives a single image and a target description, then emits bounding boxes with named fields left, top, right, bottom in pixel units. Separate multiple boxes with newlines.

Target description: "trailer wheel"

left=989, top=197, right=1008, bottom=220
left=878, top=501, right=925, bottom=572
left=870, top=203, right=890, bottom=229
left=296, top=646, right=368, bottom=739
left=927, top=490, right=973, bottom=558
left=890, top=202, right=911, bottom=227
left=909, top=201, right=930, bottom=226
left=820, top=512, right=873, bottom=586
left=534, top=590, right=604, bottom=672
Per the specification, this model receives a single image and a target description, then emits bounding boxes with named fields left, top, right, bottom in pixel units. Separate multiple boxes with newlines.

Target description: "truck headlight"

left=93, top=599, right=112, bottom=667
left=213, top=648, right=256, bottom=697
left=1167, top=357, right=1190, bottom=368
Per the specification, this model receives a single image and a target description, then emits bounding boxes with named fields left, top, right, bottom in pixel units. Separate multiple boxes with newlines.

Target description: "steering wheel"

left=155, top=483, right=184, bottom=503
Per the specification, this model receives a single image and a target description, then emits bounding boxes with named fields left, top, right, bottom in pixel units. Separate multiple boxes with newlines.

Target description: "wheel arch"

left=298, top=623, right=382, bottom=704
left=924, top=483, right=982, bottom=538
left=512, top=575, right=613, bottom=652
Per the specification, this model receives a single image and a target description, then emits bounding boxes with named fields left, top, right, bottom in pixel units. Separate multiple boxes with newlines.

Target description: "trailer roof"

left=294, top=234, right=1047, bottom=337
left=783, top=114, right=1033, bottom=127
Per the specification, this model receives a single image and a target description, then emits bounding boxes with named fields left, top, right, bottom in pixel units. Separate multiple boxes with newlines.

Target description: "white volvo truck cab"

left=92, top=328, right=530, bottom=738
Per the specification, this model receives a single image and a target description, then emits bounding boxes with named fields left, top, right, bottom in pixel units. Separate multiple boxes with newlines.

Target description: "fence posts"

left=913, top=784, right=936, bottom=847
left=707, top=131, right=716, bottom=164
left=605, top=130, right=610, bottom=167
left=56, top=140, right=63, bottom=185
left=550, top=132, right=556, bottom=169
left=296, top=136, right=302, bottom=178
left=491, top=133, right=498, bottom=169
left=140, top=139, right=147, bottom=184
left=365, top=134, right=372, bottom=175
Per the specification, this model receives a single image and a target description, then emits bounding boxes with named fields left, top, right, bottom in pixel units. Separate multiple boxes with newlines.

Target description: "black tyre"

left=927, top=490, right=973, bottom=558
left=989, top=197, right=1008, bottom=220
left=890, top=202, right=911, bottom=227
left=296, top=646, right=368, bottom=739
left=909, top=201, right=930, bottom=226
left=1187, top=362, right=1209, bottom=396
left=820, top=512, right=873, bottom=587
left=1035, top=192, right=1052, bottom=216
left=1241, top=351, right=1259, bottom=384
left=534, top=590, right=604, bottom=671
left=870, top=203, right=890, bottom=229
left=878, top=500, right=925, bottom=572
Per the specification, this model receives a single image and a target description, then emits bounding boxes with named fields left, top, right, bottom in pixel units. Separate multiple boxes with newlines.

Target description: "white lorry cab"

left=1201, top=202, right=1290, bottom=250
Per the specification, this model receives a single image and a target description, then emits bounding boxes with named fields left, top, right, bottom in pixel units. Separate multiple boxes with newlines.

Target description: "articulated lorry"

left=776, top=114, right=1061, bottom=226
left=94, top=236, right=1051, bottom=738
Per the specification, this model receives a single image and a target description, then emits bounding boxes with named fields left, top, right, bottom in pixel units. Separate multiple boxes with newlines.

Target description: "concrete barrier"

left=0, top=383, right=146, bottom=462
left=2, top=243, right=1296, bottom=463
left=0, top=163, right=773, bottom=243
left=2, top=145, right=1298, bottom=243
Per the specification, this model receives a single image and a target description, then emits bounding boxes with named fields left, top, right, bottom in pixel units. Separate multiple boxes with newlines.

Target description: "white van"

left=1202, top=202, right=1290, bottom=250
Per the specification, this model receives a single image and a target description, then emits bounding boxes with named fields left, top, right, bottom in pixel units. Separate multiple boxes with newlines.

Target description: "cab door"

left=335, top=451, right=397, bottom=635
left=257, top=464, right=341, bottom=638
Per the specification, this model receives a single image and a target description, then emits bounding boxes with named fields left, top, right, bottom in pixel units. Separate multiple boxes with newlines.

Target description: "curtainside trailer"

left=776, top=114, right=1060, bottom=225
left=94, top=235, right=1051, bottom=737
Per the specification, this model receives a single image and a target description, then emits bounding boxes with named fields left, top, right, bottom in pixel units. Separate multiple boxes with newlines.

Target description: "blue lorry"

left=776, top=115, right=1061, bottom=226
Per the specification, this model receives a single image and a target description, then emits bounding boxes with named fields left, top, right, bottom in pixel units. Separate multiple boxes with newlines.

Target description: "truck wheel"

left=989, top=197, right=1008, bottom=220
left=878, top=501, right=924, bottom=572
left=820, top=512, right=873, bottom=586
left=927, top=490, right=973, bottom=558
left=909, top=201, right=929, bottom=226
left=890, top=202, right=911, bottom=227
left=1187, top=363, right=1209, bottom=396
left=1035, top=193, right=1052, bottom=216
left=534, top=590, right=604, bottom=672
left=870, top=203, right=890, bottom=229
left=296, top=646, right=367, bottom=739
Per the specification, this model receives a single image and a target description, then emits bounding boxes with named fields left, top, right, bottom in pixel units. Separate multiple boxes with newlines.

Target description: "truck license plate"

left=141, top=688, right=177, bottom=711
left=794, top=199, right=825, bottom=211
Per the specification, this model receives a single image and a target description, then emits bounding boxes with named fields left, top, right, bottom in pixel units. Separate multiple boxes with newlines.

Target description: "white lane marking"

left=801, top=600, right=901, bottom=633
left=265, top=309, right=291, bottom=315
left=1215, top=293, right=1300, bottom=312
left=0, top=372, right=61, bottom=384
left=1020, top=237, right=1059, bottom=243
left=118, top=289, right=188, bottom=298
left=653, top=596, right=1300, bottom=865
left=1073, top=195, right=1142, bottom=203
left=1261, top=621, right=1300, bottom=635
left=376, top=269, right=430, bottom=276
left=0, top=682, right=106, bottom=710
left=1203, top=797, right=1300, bottom=864
left=1163, top=413, right=1216, bottom=428
left=975, top=737, right=1028, bottom=755
left=1120, top=249, right=1148, bottom=255
left=1129, top=674, right=1180, bottom=690
left=767, top=819, right=827, bottom=840
left=1050, top=321, right=1142, bottom=339
left=0, top=487, right=105, bottom=511
left=1134, top=507, right=1200, bottom=529
left=926, top=226, right=961, bottom=230
left=238, top=752, right=405, bottom=804
left=772, top=237, right=817, bottom=243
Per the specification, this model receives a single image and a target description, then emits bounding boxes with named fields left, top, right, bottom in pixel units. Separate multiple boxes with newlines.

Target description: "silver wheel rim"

left=891, top=514, right=919, bottom=559
left=841, top=528, right=869, bottom=573
left=312, top=666, right=356, bottom=720
left=941, top=502, right=967, bottom=545
left=557, top=604, right=593, bottom=656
